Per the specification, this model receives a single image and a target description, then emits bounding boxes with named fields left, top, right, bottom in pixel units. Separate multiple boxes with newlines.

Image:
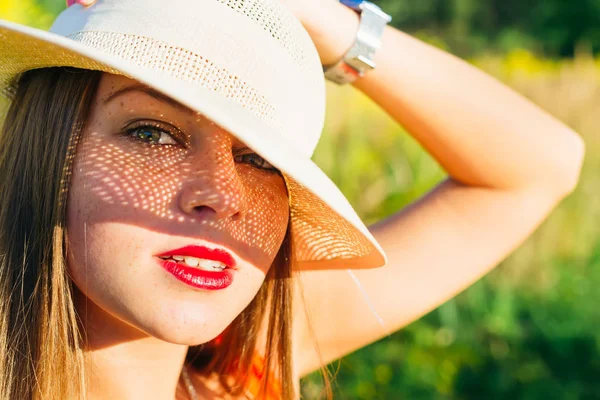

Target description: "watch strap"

left=323, top=1, right=391, bottom=85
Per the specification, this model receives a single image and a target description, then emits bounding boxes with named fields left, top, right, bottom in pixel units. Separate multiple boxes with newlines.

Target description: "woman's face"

left=66, top=73, right=290, bottom=345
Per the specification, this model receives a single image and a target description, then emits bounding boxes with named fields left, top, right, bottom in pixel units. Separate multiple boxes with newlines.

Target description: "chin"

left=144, top=326, right=219, bottom=346
left=131, top=300, right=237, bottom=346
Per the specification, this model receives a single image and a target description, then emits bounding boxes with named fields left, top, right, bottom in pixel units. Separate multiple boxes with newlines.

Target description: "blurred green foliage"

left=374, top=0, right=600, bottom=57
left=302, top=53, right=600, bottom=399
left=2, top=1, right=600, bottom=399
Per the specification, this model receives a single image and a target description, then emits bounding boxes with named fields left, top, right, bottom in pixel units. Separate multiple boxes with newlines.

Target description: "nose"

left=178, top=153, right=248, bottom=221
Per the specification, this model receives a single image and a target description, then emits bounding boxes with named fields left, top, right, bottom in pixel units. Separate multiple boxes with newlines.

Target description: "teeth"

left=198, top=259, right=226, bottom=270
left=184, top=256, right=199, bottom=267
left=162, top=256, right=227, bottom=271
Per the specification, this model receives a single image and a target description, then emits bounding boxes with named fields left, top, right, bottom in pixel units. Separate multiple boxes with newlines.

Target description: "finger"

left=66, top=0, right=96, bottom=7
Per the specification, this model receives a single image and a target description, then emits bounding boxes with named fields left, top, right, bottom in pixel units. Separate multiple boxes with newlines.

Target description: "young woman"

left=0, top=0, right=584, bottom=399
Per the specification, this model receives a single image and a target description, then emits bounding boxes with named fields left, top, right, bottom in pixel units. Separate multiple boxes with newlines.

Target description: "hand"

left=66, top=0, right=95, bottom=6
left=278, top=0, right=360, bottom=66
left=277, top=0, right=338, bottom=26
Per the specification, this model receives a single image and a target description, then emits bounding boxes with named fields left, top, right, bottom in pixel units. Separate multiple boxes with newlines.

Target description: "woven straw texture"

left=0, top=0, right=386, bottom=270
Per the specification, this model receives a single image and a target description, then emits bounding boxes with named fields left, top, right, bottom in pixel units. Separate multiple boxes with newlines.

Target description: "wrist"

left=303, top=2, right=360, bottom=67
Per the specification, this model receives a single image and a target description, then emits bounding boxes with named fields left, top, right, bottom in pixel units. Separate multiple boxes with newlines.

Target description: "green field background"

left=2, top=1, right=599, bottom=398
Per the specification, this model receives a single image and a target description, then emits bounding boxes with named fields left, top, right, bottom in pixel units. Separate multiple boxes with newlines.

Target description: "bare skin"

left=291, top=0, right=584, bottom=377
left=65, top=0, right=585, bottom=399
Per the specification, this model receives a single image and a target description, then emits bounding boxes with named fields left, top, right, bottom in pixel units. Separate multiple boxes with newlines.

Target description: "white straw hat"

left=0, top=0, right=387, bottom=270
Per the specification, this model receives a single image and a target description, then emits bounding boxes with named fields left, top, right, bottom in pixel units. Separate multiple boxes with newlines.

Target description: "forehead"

left=98, top=73, right=192, bottom=113
left=95, top=73, right=243, bottom=145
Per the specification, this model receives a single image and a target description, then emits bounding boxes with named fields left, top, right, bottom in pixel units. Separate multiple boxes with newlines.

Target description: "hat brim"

left=0, top=19, right=387, bottom=270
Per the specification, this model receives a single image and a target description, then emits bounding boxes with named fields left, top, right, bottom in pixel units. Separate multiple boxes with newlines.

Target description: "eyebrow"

left=103, top=84, right=192, bottom=113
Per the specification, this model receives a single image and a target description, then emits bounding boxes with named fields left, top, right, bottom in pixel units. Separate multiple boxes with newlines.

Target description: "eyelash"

left=124, top=120, right=184, bottom=147
left=123, top=121, right=278, bottom=172
left=233, top=151, right=278, bottom=172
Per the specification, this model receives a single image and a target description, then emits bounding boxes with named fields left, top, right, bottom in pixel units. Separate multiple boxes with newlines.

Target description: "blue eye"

left=126, top=124, right=179, bottom=146
left=234, top=151, right=277, bottom=171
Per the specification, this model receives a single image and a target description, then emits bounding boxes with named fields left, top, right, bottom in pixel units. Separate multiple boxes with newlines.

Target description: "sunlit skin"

left=65, top=73, right=289, bottom=398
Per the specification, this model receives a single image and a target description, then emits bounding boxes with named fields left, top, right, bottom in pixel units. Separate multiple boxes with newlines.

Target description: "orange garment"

left=232, top=353, right=281, bottom=400
left=213, top=333, right=282, bottom=399
left=244, top=353, right=282, bottom=399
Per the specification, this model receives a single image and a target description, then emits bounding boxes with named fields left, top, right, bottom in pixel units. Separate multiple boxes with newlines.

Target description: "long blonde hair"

left=0, top=67, right=296, bottom=399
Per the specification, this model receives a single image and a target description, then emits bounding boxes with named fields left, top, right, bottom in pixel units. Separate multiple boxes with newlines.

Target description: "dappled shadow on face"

left=78, top=127, right=288, bottom=261
left=71, top=78, right=290, bottom=267
left=65, top=74, right=290, bottom=350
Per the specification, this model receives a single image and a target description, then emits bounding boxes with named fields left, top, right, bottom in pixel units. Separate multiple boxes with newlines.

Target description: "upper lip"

left=156, top=245, right=237, bottom=268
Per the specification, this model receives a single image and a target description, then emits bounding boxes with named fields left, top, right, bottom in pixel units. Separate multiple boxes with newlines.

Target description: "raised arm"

left=291, top=2, right=585, bottom=377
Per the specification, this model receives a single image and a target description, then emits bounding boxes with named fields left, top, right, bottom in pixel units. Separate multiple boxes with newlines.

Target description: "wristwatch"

left=323, top=0, right=392, bottom=85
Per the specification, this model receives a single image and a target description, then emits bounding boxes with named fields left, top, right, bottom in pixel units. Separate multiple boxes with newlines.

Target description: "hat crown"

left=50, top=0, right=326, bottom=157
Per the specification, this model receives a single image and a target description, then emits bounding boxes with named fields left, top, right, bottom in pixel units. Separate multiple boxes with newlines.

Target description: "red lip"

left=156, top=245, right=237, bottom=268
left=157, top=259, right=233, bottom=290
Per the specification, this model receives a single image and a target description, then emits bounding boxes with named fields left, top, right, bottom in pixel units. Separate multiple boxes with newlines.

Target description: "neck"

left=75, top=288, right=190, bottom=400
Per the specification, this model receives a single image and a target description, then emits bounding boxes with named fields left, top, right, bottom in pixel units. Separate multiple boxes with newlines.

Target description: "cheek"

left=237, top=167, right=290, bottom=265
left=73, top=130, right=188, bottom=219
left=65, top=221, right=268, bottom=344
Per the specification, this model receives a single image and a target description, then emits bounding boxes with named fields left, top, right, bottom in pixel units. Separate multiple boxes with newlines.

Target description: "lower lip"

left=158, top=259, right=234, bottom=290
